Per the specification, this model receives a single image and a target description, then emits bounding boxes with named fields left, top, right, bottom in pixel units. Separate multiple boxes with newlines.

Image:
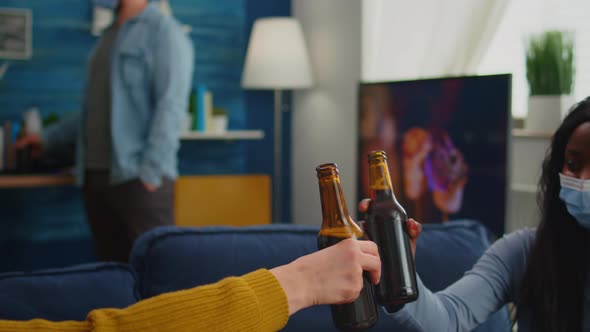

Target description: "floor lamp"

left=242, top=17, right=314, bottom=223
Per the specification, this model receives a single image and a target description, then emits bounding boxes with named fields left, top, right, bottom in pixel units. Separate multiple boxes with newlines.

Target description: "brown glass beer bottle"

left=364, top=151, right=418, bottom=312
left=316, top=163, right=378, bottom=331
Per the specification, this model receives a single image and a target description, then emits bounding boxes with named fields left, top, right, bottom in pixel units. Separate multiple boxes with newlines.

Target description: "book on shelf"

left=193, top=84, right=214, bottom=132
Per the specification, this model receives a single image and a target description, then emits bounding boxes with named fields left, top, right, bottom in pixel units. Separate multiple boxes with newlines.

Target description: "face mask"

left=559, top=173, right=590, bottom=229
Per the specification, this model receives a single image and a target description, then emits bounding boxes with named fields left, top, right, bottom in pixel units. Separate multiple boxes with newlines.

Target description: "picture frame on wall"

left=0, top=8, right=32, bottom=60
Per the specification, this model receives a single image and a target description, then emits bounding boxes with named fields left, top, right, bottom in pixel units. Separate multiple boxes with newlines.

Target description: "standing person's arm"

left=0, top=239, right=381, bottom=332
left=138, top=21, right=193, bottom=188
left=15, top=113, right=80, bottom=158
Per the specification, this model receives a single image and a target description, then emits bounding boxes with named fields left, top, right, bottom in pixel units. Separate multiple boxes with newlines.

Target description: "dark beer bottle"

left=364, top=151, right=418, bottom=312
left=316, top=163, right=378, bottom=331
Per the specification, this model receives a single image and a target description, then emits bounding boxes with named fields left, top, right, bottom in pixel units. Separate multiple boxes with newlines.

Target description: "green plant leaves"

left=526, top=30, right=575, bottom=96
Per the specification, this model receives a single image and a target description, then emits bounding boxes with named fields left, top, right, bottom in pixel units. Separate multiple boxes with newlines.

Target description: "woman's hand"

left=270, top=238, right=381, bottom=315
left=358, top=198, right=422, bottom=258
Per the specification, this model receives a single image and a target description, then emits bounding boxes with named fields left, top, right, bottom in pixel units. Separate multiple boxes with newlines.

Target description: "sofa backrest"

left=0, top=263, right=139, bottom=321
left=130, top=220, right=510, bottom=331
left=414, top=220, right=511, bottom=332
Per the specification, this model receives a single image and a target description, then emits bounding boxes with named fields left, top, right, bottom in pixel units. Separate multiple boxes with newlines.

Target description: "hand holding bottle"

left=316, top=163, right=379, bottom=330
left=359, top=198, right=422, bottom=258
left=270, top=238, right=381, bottom=316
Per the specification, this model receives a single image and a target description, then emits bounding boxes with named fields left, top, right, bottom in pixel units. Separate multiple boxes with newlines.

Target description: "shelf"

left=180, top=130, right=264, bottom=140
left=512, top=129, right=552, bottom=139
left=0, top=174, right=75, bottom=188
left=511, top=183, right=538, bottom=193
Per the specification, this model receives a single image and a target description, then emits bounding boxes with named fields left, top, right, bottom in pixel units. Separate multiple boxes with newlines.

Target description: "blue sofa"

left=0, top=220, right=510, bottom=331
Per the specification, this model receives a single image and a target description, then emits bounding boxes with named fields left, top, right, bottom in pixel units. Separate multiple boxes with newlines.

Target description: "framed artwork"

left=0, top=8, right=32, bottom=59
left=357, top=74, right=511, bottom=236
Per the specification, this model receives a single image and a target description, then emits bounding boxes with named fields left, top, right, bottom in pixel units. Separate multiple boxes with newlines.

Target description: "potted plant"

left=211, top=108, right=228, bottom=134
left=525, top=30, right=575, bottom=132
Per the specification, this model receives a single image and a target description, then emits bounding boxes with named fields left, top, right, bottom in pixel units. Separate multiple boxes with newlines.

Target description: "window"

left=478, top=0, right=589, bottom=118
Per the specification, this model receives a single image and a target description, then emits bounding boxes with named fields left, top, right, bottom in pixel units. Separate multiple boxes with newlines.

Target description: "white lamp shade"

left=242, top=17, right=313, bottom=89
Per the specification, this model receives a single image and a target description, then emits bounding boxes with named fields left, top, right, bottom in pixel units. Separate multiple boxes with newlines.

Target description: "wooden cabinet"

left=175, top=175, right=271, bottom=227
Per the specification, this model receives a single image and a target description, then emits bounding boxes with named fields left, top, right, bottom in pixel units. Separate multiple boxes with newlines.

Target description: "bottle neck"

left=368, top=157, right=408, bottom=218
left=317, top=174, right=360, bottom=237
left=368, top=158, right=396, bottom=200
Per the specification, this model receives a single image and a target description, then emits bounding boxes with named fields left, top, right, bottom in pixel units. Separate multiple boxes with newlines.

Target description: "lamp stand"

left=273, top=89, right=283, bottom=223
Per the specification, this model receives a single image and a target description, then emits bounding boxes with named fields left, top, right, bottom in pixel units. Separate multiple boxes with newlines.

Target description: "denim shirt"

left=42, top=3, right=194, bottom=187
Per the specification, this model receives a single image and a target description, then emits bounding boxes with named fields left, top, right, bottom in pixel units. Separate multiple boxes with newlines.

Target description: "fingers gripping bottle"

left=316, top=163, right=378, bottom=331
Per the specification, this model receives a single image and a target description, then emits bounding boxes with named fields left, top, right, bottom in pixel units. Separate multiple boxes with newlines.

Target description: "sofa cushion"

left=415, top=220, right=493, bottom=291
left=131, top=224, right=318, bottom=297
left=0, top=262, right=139, bottom=321
left=130, top=220, right=509, bottom=331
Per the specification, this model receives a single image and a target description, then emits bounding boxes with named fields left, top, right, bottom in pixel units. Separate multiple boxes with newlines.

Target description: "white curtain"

left=362, top=0, right=510, bottom=82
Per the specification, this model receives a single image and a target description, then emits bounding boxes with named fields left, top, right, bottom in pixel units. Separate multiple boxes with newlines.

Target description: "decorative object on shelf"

left=91, top=0, right=117, bottom=36
left=23, top=107, right=42, bottom=136
left=242, top=17, right=314, bottom=223
left=43, top=112, right=60, bottom=127
left=192, top=84, right=214, bottom=132
left=212, top=108, right=228, bottom=134
left=0, top=7, right=32, bottom=59
left=525, top=30, right=575, bottom=132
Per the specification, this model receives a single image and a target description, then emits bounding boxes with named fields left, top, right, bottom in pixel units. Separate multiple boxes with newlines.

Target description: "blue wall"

left=245, top=0, right=291, bottom=223
left=0, top=0, right=291, bottom=272
left=0, top=0, right=251, bottom=174
left=0, top=0, right=97, bottom=272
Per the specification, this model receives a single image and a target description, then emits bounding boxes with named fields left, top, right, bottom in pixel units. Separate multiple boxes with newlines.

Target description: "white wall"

left=291, top=0, right=362, bottom=225
left=290, top=0, right=589, bottom=227
left=361, top=0, right=509, bottom=82
left=478, top=0, right=590, bottom=117
left=477, top=0, right=547, bottom=118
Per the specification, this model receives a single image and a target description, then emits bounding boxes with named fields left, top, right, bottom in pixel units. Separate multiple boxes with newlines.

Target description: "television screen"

left=357, top=74, right=511, bottom=237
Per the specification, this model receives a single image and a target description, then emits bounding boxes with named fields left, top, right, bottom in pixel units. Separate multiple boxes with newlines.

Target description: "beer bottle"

left=316, top=163, right=378, bottom=331
left=364, top=151, right=418, bottom=312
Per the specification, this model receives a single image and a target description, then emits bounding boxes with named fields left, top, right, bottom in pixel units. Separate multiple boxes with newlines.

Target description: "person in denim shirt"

left=17, top=0, right=194, bottom=262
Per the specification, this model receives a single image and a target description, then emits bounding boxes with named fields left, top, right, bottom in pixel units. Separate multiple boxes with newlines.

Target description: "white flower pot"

left=212, top=115, right=228, bottom=133
left=526, top=95, right=575, bottom=132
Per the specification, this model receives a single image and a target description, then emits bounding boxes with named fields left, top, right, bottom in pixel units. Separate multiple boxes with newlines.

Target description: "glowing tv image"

left=357, top=74, right=511, bottom=236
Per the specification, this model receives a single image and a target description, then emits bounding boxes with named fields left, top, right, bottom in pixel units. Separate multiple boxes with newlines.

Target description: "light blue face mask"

left=559, top=173, right=590, bottom=229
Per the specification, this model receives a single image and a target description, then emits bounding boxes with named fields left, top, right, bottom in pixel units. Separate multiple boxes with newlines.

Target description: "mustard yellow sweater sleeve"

left=0, top=269, right=289, bottom=332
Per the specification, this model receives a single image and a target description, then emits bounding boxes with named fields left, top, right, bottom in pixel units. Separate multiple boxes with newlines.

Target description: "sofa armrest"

left=0, top=263, right=139, bottom=321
